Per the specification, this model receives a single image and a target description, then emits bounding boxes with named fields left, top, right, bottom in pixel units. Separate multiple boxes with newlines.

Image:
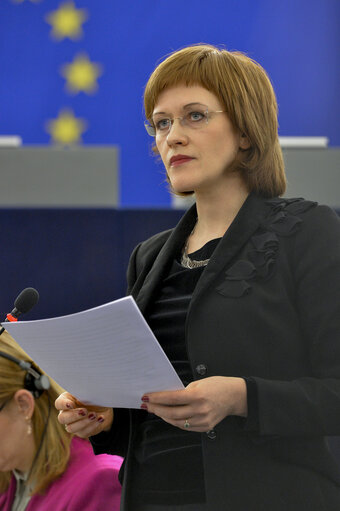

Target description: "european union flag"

left=0, top=0, right=338, bottom=206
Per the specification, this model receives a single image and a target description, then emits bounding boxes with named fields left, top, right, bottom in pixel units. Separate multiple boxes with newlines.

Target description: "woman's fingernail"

left=88, top=413, right=96, bottom=420
left=78, top=410, right=86, bottom=417
left=140, top=403, right=148, bottom=410
left=97, top=417, right=104, bottom=423
left=66, top=402, right=73, bottom=409
left=141, top=396, right=149, bottom=402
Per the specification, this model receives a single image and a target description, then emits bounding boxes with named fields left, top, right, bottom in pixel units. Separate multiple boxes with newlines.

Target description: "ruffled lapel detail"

left=217, top=197, right=317, bottom=298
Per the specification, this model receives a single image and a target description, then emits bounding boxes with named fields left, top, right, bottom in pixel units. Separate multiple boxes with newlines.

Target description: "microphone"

left=0, top=287, right=39, bottom=335
left=8, top=287, right=39, bottom=321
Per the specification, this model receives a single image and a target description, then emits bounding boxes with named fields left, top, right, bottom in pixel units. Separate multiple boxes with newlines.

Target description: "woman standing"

left=56, top=44, right=340, bottom=511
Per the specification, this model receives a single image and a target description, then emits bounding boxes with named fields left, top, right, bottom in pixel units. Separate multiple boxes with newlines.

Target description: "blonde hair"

left=0, top=331, right=73, bottom=495
left=144, top=44, right=286, bottom=198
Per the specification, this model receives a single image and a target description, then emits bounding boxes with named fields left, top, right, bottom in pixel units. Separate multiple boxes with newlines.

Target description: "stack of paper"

left=3, top=296, right=184, bottom=408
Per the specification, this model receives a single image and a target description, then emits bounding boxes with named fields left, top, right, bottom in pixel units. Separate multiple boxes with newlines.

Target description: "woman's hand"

left=141, top=376, right=247, bottom=432
left=55, top=392, right=114, bottom=438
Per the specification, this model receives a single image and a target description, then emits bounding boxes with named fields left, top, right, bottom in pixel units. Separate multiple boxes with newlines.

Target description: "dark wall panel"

left=0, top=208, right=184, bottom=320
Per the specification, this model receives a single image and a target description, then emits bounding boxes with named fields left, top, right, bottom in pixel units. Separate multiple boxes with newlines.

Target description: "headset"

left=0, top=350, right=50, bottom=398
left=0, top=348, right=52, bottom=481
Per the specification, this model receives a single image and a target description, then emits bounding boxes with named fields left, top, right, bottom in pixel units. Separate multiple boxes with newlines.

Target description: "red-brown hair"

left=144, top=44, right=286, bottom=197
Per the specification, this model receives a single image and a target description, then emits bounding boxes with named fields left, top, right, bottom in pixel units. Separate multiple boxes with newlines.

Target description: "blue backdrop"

left=0, top=0, right=339, bottom=206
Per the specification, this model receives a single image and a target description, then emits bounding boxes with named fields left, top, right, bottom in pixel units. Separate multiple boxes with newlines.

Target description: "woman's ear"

left=13, top=389, right=35, bottom=419
left=239, top=133, right=250, bottom=150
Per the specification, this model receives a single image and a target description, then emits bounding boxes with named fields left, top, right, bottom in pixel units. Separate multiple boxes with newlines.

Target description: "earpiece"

left=0, top=345, right=52, bottom=481
left=0, top=351, right=50, bottom=398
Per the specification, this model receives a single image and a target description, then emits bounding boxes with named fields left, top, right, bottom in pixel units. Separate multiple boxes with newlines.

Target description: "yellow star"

left=45, top=109, right=88, bottom=145
left=45, top=1, right=88, bottom=41
left=61, top=53, right=103, bottom=94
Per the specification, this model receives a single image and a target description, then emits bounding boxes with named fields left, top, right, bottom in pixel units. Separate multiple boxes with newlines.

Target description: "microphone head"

left=14, top=288, right=39, bottom=315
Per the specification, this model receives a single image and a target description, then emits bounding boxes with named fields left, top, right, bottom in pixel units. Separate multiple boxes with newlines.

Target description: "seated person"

left=0, top=330, right=122, bottom=510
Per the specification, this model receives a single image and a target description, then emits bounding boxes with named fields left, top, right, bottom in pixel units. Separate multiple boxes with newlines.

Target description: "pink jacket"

left=0, top=437, right=122, bottom=510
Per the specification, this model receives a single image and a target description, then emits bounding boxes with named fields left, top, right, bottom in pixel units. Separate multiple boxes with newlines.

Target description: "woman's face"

left=153, top=85, right=248, bottom=195
left=0, top=393, right=35, bottom=473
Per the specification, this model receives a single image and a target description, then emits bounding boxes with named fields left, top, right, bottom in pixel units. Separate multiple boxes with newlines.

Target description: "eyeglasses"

left=144, top=108, right=225, bottom=137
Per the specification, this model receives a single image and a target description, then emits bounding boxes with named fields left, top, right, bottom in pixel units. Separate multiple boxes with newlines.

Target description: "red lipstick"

left=170, top=155, right=194, bottom=167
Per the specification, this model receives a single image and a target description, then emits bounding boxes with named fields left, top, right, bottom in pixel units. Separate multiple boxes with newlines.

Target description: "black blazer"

left=92, top=194, right=340, bottom=511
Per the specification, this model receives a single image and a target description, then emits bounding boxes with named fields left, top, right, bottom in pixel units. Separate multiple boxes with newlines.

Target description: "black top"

left=130, top=239, right=221, bottom=505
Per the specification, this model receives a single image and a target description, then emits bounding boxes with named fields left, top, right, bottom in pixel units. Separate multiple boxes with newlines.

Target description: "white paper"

left=3, top=296, right=184, bottom=408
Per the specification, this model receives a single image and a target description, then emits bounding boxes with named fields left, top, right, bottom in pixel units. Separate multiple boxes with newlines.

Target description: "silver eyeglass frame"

left=144, top=109, right=225, bottom=137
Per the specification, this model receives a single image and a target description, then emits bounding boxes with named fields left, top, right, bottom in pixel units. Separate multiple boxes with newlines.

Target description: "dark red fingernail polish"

left=88, top=413, right=96, bottom=420
left=140, top=403, right=148, bottom=410
left=78, top=410, right=86, bottom=416
left=141, top=396, right=149, bottom=402
left=97, top=417, right=104, bottom=423
left=66, top=403, right=72, bottom=409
